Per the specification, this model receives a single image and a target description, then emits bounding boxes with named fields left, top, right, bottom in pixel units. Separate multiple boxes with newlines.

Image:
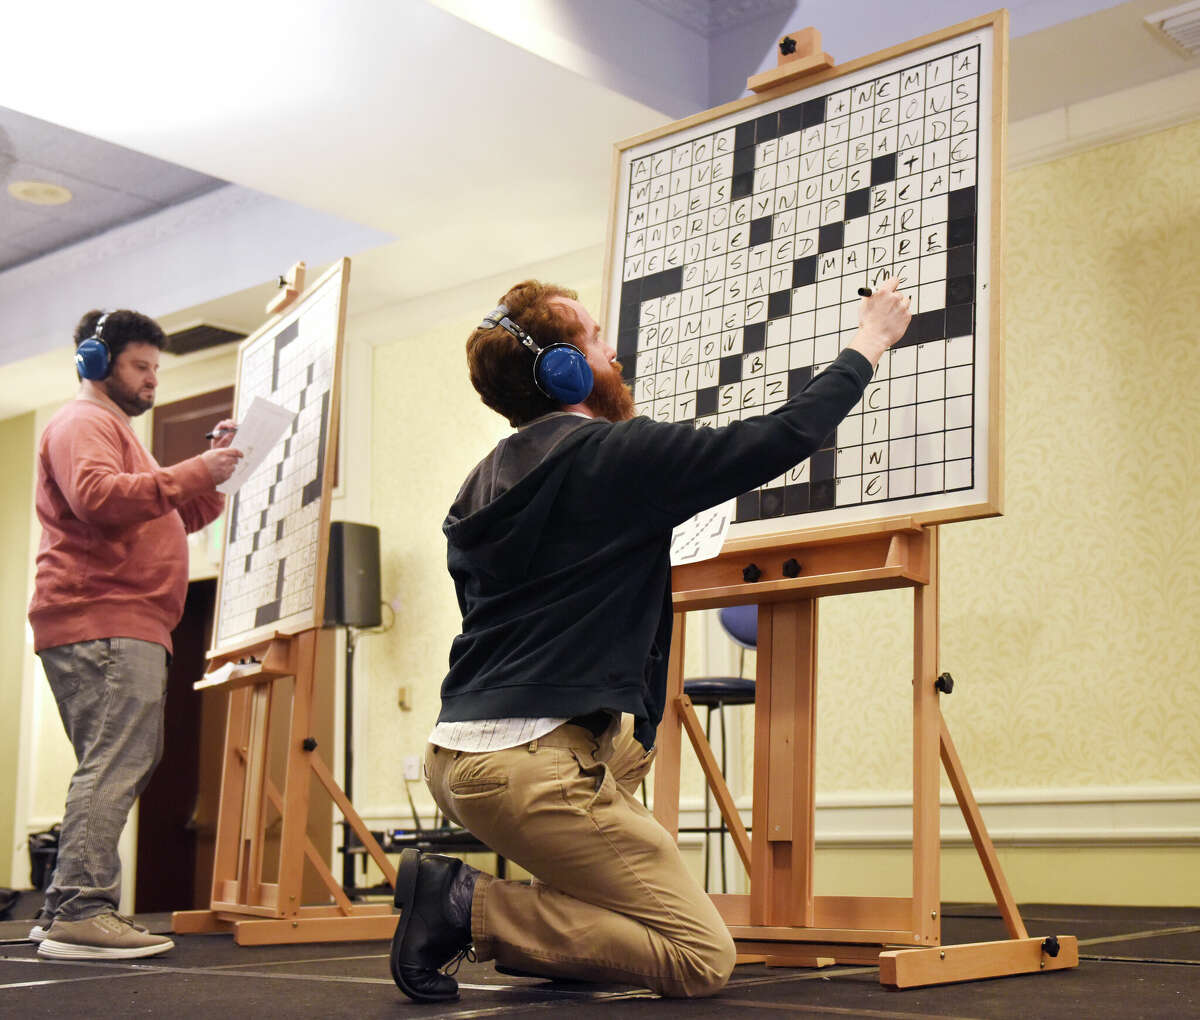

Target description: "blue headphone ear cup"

left=534, top=344, right=593, bottom=405
left=75, top=338, right=110, bottom=380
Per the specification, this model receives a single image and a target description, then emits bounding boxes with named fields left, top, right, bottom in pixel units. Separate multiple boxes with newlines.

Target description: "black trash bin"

left=28, top=824, right=60, bottom=891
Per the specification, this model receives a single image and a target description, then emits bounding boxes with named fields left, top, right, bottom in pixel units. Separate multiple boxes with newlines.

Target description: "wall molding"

left=358, top=784, right=1200, bottom=850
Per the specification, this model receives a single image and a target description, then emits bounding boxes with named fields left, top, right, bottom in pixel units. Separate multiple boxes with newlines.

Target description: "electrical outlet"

left=403, top=754, right=420, bottom=781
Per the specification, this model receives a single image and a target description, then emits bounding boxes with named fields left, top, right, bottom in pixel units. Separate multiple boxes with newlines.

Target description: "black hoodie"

left=440, top=347, right=873, bottom=749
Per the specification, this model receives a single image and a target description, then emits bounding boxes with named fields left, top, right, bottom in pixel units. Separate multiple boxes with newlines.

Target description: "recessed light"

left=8, top=180, right=73, bottom=205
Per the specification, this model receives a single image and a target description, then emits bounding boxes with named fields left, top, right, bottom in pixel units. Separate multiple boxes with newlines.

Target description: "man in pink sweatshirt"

left=27, top=309, right=242, bottom=960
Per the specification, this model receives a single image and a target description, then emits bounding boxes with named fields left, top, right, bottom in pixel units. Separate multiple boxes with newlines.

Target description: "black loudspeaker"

left=324, top=521, right=382, bottom=628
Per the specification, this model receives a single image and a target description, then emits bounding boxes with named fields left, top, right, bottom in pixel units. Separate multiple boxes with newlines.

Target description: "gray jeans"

left=39, top=638, right=168, bottom=921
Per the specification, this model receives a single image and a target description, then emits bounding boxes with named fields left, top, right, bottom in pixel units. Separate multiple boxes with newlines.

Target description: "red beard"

left=587, top=359, right=636, bottom=422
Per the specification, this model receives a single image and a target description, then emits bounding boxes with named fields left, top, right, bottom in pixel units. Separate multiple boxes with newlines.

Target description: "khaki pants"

left=424, top=718, right=735, bottom=998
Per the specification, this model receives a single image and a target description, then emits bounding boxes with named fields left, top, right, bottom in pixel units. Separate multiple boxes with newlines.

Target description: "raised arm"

left=596, top=279, right=912, bottom=525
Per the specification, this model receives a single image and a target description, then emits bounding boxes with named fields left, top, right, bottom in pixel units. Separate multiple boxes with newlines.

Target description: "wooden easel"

left=653, top=518, right=1079, bottom=987
left=173, top=631, right=399, bottom=944
left=173, top=259, right=400, bottom=945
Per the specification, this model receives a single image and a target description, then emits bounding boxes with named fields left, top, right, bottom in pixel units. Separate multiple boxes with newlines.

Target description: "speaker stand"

left=341, top=625, right=359, bottom=895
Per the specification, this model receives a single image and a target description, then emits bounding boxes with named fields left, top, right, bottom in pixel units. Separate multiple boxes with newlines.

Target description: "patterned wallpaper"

left=367, top=118, right=1200, bottom=815
left=810, top=117, right=1200, bottom=793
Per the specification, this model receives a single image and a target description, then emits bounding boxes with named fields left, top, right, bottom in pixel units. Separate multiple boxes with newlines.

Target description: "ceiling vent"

left=1145, top=1, right=1200, bottom=55
left=165, top=322, right=247, bottom=356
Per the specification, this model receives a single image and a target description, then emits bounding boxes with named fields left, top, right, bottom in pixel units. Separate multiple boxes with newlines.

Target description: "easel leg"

left=940, top=719, right=1028, bottom=940
left=751, top=600, right=817, bottom=927
left=653, top=611, right=687, bottom=837
left=210, top=685, right=250, bottom=906
left=912, top=527, right=940, bottom=945
left=276, top=630, right=319, bottom=917
left=238, top=683, right=273, bottom=906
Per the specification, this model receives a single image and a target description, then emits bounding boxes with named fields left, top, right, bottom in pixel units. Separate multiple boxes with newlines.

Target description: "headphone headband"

left=480, top=304, right=543, bottom=357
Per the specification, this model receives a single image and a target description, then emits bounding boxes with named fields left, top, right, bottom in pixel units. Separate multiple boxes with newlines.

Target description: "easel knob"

left=266, top=261, right=307, bottom=316
left=935, top=672, right=955, bottom=694
left=742, top=563, right=763, bottom=583
left=1042, top=935, right=1061, bottom=958
left=747, top=27, right=835, bottom=93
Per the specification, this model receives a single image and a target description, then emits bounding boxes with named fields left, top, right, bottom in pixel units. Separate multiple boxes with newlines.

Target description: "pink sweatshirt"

left=29, top=398, right=225, bottom=653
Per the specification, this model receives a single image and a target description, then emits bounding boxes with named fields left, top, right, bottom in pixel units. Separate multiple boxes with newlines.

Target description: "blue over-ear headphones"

left=480, top=304, right=593, bottom=405
left=75, top=312, right=111, bottom=380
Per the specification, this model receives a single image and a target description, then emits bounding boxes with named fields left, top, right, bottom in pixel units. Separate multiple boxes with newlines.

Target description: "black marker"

left=857, top=287, right=873, bottom=297
left=206, top=426, right=237, bottom=440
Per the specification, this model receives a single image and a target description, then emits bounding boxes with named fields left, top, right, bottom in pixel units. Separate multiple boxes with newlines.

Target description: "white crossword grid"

left=216, top=283, right=338, bottom=647
left=612, top=40, right=987, bottom=529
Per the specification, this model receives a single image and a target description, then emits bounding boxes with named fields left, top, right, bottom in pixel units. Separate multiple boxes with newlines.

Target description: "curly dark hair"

left=465, top=280, right=587, bottom=427
left=73, top=309, right=166, bottom=378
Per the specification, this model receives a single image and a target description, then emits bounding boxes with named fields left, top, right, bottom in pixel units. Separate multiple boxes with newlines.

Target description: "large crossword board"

left=212, top=259, right=348, bottom=652
left=604, top=15, right=1005, bottom=543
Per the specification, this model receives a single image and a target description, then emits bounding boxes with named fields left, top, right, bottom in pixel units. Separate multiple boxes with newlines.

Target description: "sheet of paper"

left=216, top=396, right=297, bottom=495
left=194, top=660, right=237, bottom=690
left=669, top=499, right=735, bottom=566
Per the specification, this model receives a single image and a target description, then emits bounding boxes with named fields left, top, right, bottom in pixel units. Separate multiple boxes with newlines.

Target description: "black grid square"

left=871, top=154, right=897, bottom=186
left=749, top=216, right=772, bottom=247
left=760, top=488, right=786, bottom=518
left=818, top=222, right=844, bottom=253
left=733, top=146, right=756, bottom=177
left=735, top=491, right=760, bottom=521
left=946, top=303, right=973, bottom=338
left=792, top=256, right=817, bottom=287
left=788, top=366, right=813, bottom=396
left=845, top=187, right=870, bottom=219
left=946, top=274, right=974, bottom=306
left=801, top=97, right=826, bottom=128
left=755, top=112, right=780, bottom=143
left=780, top=103, right=805, bottom=135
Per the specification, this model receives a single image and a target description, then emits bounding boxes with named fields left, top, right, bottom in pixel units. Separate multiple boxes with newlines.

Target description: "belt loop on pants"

left=528, top=737, right=539, bottom=752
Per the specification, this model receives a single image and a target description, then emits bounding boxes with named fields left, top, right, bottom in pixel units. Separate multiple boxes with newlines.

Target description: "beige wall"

left=0, top=412, right=34, bottom=884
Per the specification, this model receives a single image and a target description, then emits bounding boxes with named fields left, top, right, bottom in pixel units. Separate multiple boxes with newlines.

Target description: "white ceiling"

left=0, top=106, right=225, bottom=272
left=0, top=0, right=1195, bottom=417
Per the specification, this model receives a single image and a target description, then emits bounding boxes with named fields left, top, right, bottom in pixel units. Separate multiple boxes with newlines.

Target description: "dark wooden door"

left=136, top=387, right=233, bottom=912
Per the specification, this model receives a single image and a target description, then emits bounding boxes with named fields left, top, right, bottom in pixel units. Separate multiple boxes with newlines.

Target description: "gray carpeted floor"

left=1, top=900, right=1196, bottom=1018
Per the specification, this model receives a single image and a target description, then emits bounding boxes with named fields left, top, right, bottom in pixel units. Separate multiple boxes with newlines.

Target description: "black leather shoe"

left=390, top=849, right=472, bottom=1003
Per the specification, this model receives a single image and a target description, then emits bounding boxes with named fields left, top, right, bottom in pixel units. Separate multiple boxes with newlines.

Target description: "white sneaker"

left=29, top=910, right=52, bottom=942
left=37, top=912, right=174, bottom=960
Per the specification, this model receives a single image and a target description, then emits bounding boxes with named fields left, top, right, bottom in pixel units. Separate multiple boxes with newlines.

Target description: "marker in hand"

left=205, top=425, right=237, bottom=440
left=858, top=287, right=873, bottom=297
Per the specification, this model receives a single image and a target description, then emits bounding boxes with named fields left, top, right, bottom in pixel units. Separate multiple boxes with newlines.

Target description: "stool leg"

left=703, top=704, right=714, bottom=891
left=718, top=699, right=729, bottom=894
